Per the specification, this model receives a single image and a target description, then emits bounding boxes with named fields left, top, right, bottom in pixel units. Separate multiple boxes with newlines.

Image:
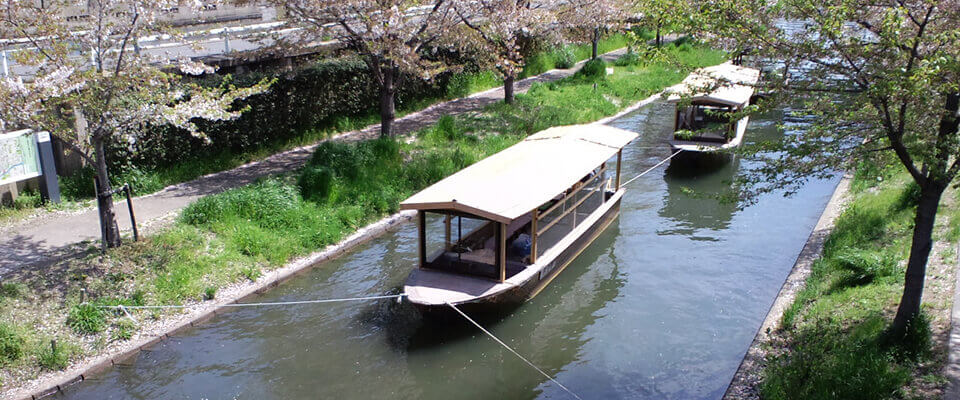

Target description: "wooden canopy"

left=400, top=124, right=638, bottom=223
left=667, top=63, right=761, bottom=108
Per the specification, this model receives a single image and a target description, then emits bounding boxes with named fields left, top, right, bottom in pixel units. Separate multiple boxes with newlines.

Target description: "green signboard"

left=0, top=129, right=41, bottom=186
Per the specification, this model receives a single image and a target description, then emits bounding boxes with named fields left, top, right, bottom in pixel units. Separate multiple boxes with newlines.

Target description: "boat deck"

left=405, top=268, right=515, bottom=305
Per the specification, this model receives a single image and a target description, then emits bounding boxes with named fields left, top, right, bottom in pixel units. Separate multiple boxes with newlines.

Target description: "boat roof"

left=667, top=62, right=761, bottom=107
left=399, top=124, right=637, bottom=223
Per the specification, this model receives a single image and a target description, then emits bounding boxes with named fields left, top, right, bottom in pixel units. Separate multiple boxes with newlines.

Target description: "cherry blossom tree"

left=275, top=0, right=459, bottom=137
left=453, top=0, right=555, bottom=104
left=628, top=0, right=689, bottom=47
left=555, top=0, right=625, bottom=59
left=0, top=0, right=270, bottom=248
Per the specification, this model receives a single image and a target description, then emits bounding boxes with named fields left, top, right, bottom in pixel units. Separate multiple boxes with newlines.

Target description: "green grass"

left=520, top=34, right=630, bottom=78
left=66, top=304, right=106, bottom=335
left=110, top=319, right=135, bottom=342
left=0, top=324, right=26, bottom=365
left=36, top=339, right=77, bottom=371
left=445, top=71, right=503, bottom=99
left=761, top=170, right=953, bottom=399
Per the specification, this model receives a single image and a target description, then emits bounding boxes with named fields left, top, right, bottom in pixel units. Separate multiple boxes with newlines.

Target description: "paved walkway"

left=0, top=49, right=627, bottom=274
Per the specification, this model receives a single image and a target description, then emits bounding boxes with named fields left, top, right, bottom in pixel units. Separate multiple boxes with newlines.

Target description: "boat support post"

left=497, top=222, right=506, bottom=282
left=615, top=150, right=622, bottom=189
left=530, top=209, right=538, bottom=264
left=444, top=214, right=452, bottom=250
left=418, top=211, right=426, bottom=268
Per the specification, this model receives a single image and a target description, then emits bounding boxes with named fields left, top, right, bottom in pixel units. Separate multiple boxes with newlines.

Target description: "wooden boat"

left=666, top=63, right=761, bottom=153
left=399, top=124, right=637, bottom=311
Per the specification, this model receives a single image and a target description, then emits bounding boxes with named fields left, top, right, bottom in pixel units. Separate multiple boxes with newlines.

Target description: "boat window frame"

left=531, top=162, right=612, bottom=262
left=418, top=210, right=515, bottom=282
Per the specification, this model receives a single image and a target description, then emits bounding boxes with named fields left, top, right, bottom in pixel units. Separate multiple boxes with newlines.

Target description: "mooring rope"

left=619, top=149, right=683, bottom=188
left=446, top=302, right=584, bottom=400
left=95, top=293, right=406, bottom=311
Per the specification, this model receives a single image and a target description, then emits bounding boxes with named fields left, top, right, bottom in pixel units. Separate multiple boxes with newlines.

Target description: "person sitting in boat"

left=509, top=227, right=533, bottom=264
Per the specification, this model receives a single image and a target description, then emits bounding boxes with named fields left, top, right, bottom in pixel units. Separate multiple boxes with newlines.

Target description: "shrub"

left=307, top=141, right=363, bottom=180
left=521, top=52, right=554, bottom=77
left=576, top=58, right=607, bottom=80
left=204, top=286, right=217, bottom=300
left=894, top=181, right=921, bottom=210
left=0, top=282, right=26, bottom=298
left=629, top=26, right=656, bottom=42
left=240, top=265, right=262, bottom=282
left=130, top=289, right=146, bottom=306
left=111, top=319, right=136, bottom=341
left=887, top=312, right=932, bottom=362
left=180, top=179, right=300, bottom=226
left=67, top=304, right=106, bottom=335
left=37, top=340, right=73, bottom=370
left=59, top=167, right=97, bottom=200
left=0, top=323, right=25, bottom=365
left=446, top=71, right=501, bottom=98
left=430, top=115, right=466, bottom=141
left=614, top=52, right=642, bottom=66
left=826, top=203, right=887, bottom=250
left=551, top=47, right=577, bottom=69
left=832, top=249, right=900, bottom=288
left=1, top=189, right=42, bottom=209
left=298, top=166, right=334, bottom=201
left=672, top=35, right=696, bottom=47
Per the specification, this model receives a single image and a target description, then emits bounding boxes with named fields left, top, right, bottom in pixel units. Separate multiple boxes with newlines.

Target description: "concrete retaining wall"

left=722, top=175, right=851, bottom=399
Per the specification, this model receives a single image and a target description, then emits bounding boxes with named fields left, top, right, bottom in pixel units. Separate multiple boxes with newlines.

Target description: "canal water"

left=58, top=100, right=839, bottom=400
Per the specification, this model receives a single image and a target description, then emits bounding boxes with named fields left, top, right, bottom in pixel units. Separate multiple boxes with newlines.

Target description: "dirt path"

left=0, top=49, right=627, bottom=275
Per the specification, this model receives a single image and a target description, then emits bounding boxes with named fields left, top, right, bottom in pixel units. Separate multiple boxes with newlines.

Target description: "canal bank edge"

left=722, top=174, right=852, bottom=399
left=946, top=235, right=960, bottom=396
left=4, top=210, right=417, bottom=400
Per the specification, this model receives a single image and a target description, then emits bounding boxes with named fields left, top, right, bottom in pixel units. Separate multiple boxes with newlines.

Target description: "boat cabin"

left=666, top=63, right=761, bottom=152
left=400, top=124, right=637, bottom=307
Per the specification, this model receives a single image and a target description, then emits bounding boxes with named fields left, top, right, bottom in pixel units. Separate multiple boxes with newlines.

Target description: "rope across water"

left=619, top=149, right=683, bottom=188
left=446, top=302, right=585, bottom=400
left=96, top=294, right=407, bottom=310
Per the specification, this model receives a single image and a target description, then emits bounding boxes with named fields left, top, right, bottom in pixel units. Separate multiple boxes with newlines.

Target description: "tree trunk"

left=93, top=137, right=121, bottom=249
left=591, top=27, right=599, bottom=59
left=890, top=184, right=944, bottom=338
left=890, top=93, right=960, bottom=338
left=504, top=74, right=515, bottom=105
left=656, top=26, right=662, bottom=48
left=379, top=63, right=397, bottom=137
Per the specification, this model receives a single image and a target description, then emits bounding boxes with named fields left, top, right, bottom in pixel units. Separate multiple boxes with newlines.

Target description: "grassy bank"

left=759, top=168, right=959, bottom=399
left=0, top=43, right=724, bottom=389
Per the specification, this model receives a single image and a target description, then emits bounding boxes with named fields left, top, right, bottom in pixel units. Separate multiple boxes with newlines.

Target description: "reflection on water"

left=660, top=156, right=739, bottom=239
left=58, top=100, right=838, bottom=400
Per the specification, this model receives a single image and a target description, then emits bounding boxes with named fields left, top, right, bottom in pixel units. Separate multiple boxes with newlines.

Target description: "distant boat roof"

left=667, top=62, right=761, bottom=107
left=400, top=124, right=637, bottom=223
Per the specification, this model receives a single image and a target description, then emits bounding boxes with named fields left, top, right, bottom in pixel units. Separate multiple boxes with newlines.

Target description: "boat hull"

left=407, top=191, right=623, bottom=314
left=667, top=116, right=750, bottom=153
